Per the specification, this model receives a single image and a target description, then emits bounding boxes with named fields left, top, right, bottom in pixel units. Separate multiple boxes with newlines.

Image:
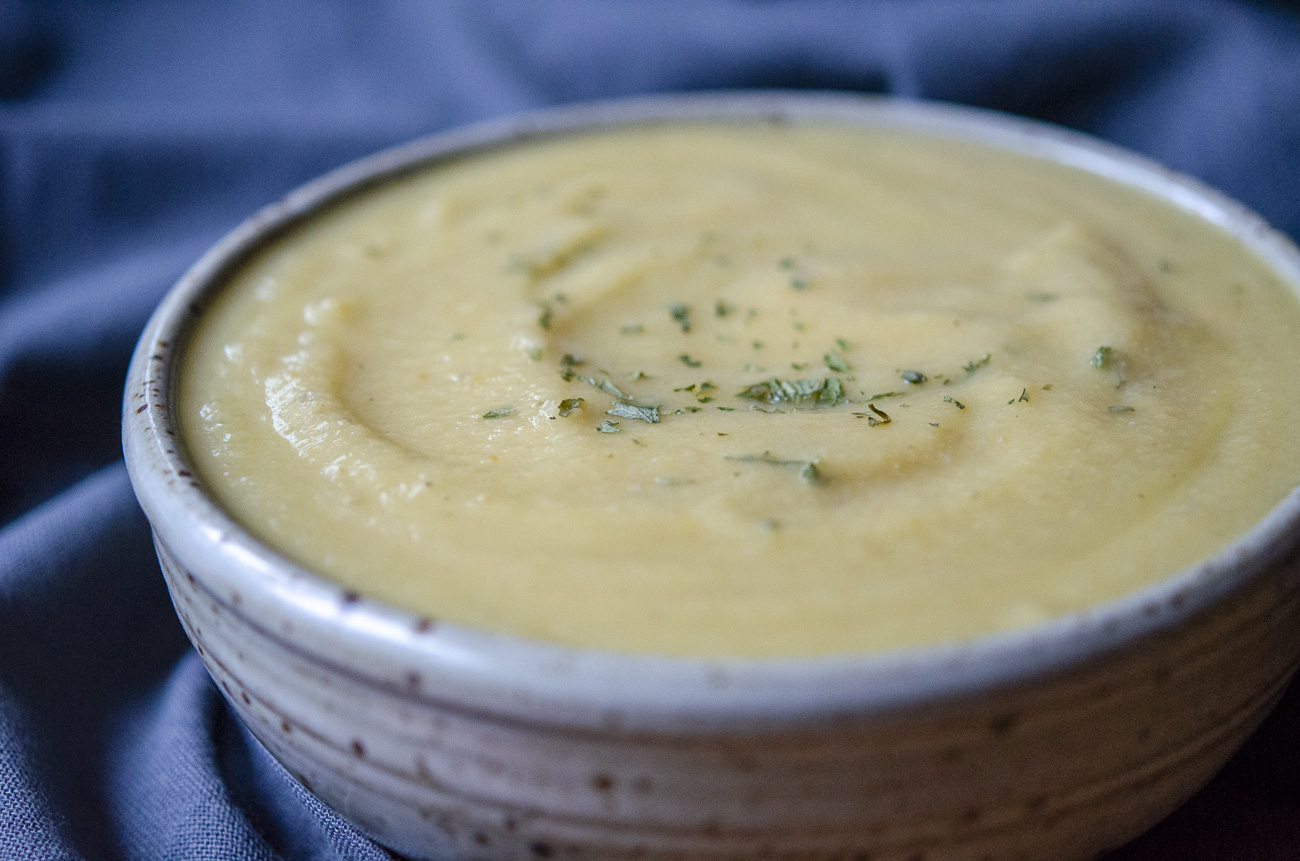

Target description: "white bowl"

left=122, top=91, right=1300, bottom=861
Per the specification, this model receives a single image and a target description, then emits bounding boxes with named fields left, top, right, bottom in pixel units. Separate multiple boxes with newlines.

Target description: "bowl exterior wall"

left=155, top=532, right=1300, bottom=860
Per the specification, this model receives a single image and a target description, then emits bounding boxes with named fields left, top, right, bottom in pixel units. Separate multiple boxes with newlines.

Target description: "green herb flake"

left=561, top=368, right=630, bottom=400
left=596, top=420, right=622, bottom=433
left=867, top=391, right=903, bottom=402
left=835, top=337, right=849, bottom=351
left=537, top=304, right=552, bottom=331
left=791, top=362, right=808, bottom=370
left=717, top=406, right=736, bottom=411
left=1027, top=292, right=1059, bottom=303
left=854, top=404, right=892, bottom=426
left=668, top=302, right=691, bottom=332
left=696, top=396, right=714, bottom=403
left=901, top=370, right=927, bottom=385
left=824, top=353, right=851, bottom=373
left=819, top=377, right=845, bottom=406
left=779, top=256, right=796, bottom=269
left=726, top=452, right=821, bottom=484
left=791, top=278, right=808, bottom=290
left=715, top=300, right=735, bottom=318
left=684, top=406, right=702, bottom=413
left=482, top=407, right=516, bottom=419
left=963, top=354, right=992, bottom=374
left=737, top=377, right=839, bottom=406
left=526, top=346, right=543, bottom=361
left=1018, top=388, right=1029, bottom=403
left=626, top=370, right=649, bottom=381
left=943, top=395, right=966, bottom=410
left=557, top=398, right=584, bottom=417
left=1108, top=405, right=1135, bottom=414
left=929, top=422, right=940, bottom=428
left=678, top=354, right=703, bottom=368
left=620, top=324, right=645, bottom=335
left=1091, top=346, right=1113, bottom=369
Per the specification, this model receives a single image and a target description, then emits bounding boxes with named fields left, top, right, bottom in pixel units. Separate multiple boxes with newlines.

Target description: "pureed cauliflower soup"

left=181, top=121, right=1300, bottom=658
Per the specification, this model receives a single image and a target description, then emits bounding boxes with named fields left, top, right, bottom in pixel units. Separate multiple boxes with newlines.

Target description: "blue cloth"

left=3, top=2, right=1300, bottom=858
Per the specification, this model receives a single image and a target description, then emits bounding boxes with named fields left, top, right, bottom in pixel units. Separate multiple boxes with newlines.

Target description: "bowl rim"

left=123, top=90, right=1300, bottom=732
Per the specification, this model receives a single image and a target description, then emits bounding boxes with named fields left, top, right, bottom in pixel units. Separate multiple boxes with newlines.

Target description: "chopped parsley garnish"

left=1108, top=405, right=1135, bottom=414
left=600, top=403, right=655, bottom=426
left=901, top=370, right=927, bottom=385
left=1018, top=388, right=1029, bottom=402
left=678, top=354, right=702, bottom=368
left=790, top=278, right=808, bottom=290
left=943, top=395, right=966, bottom=410
left=822, top=377, right=844, bottom=405
left=526, top=346, right=543, bottom=361
left=537, top=304, right=552, bottom=330
left=715, top=300, right=735, bottom=318
left=626, top=370, right=649, bottom=381
left=482, top=407, right=515, bottom=419
left=596, top=420, right=621, bottom=433
left=835, top=338, right=849, bottom=351
left=867, top=391, right=903, bottom=401
left=1091, top=346, right=1113, bottom=369
left=726, top=452, right=821, bottom=484
left=620, top=324, right=644, bottom=335
left=557, top=398, right=584, bottom=417
left=853, top=404, right=891, bottom=426
left=668, top=302, right=691, bottom=332
left=963, top=353, right=991, bottom=373
left=561, top=368, right=629, bottom=400
left=779, top=256, right=796, bottom=269
left=560, top=353, right=583, bottom=367
left=738, top=377, right=844, bottom=407
left=824, top=353, right=851, bottom=373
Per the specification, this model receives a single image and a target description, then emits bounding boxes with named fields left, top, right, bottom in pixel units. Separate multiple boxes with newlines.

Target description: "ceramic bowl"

left=122, top=92, right=1300, bottom=861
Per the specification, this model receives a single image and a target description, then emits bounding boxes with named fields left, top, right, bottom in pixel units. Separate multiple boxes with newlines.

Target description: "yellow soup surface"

left=181, top=122, right=1300, bottom=657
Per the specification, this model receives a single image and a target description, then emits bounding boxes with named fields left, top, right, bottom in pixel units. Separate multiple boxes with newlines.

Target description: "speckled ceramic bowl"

left=122, top=92, right=1300, bottom=861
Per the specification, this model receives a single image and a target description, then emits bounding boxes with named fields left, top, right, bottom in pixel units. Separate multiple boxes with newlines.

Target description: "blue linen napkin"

left=3, top=2, right=1300, bottom=858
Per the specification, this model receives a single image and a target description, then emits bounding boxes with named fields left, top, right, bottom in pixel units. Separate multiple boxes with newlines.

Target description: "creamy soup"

left=181, top=122, right=1300, bottom=657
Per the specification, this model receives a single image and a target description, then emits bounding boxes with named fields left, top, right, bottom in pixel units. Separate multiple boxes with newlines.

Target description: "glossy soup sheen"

left=181, top=122, right=1300, bottom=657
